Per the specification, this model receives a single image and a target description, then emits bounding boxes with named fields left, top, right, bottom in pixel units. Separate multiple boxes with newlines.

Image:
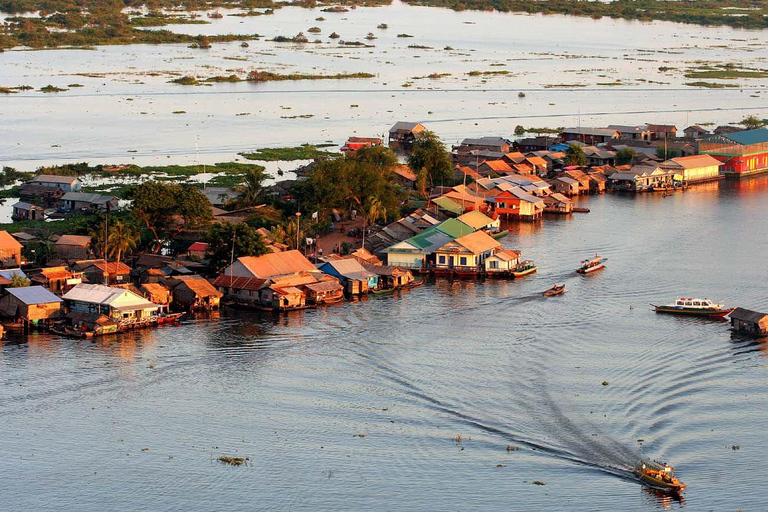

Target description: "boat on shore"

left=542, top=284, right=566, bottom=297
left=635, top=459, right=686, bottom=494
left=512, top=260, right=537, bottom=278
left=651, top=298, right=733, bottom=317
left=576, top=254, right=607, bottom=274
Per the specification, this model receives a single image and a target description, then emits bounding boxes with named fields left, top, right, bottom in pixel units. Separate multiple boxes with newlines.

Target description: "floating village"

left=1, top=120, right=768, bottom=354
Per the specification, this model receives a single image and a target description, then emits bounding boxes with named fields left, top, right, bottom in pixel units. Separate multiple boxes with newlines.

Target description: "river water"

left=2, top=180, right=768, bottom=510
left=2, top=1, right=768, bottom=171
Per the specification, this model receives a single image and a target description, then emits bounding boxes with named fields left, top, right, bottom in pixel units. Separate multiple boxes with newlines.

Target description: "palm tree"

left=232, top=167, right=268, bottom=208
left=362, top=197, right=387, bottom=250
left=107, top=220, right=138, bottom=268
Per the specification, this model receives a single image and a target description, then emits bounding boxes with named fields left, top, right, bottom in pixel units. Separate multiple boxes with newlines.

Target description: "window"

left=685, top=301, right=692, bottom=306
left=438, top=255, right=446, bottom=264
left=693, top=301, right=700, bottom=306
left=460, top=257, right=467, bottom=266
left=489, top=260, right=498, bottom=269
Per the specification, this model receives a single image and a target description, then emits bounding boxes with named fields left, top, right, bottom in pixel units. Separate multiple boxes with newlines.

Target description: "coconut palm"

left=362, top=197, right=387, bottom=250
left=231, top=167, right=268, bottom=208
left=107, top=220, right=138, bottom=268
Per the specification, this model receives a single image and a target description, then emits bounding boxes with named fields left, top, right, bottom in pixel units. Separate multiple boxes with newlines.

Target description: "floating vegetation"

left=544, top=84, right=587, bottom=88
left=506, top=445, right=520, bottom=452
left=731, top=445, right=741, bottom=450
left=533, top=481, right=547, bottom=486
left=518, top=92, right=526, bottom=97
left=239, top=145, right=337, bottom=161
left=172, top=110, right=187, bottom=114
left=602, top=381, right=609, bottom=386
left=684, top=69, right=767, bottom=79
left=0, top=87, right=17, bottom=94
left=377, top=23, right=388, bottom=29
left=281, top=114, right=314, bottom=119
left=685, top=81, right=739, bottom=88
left=170, top=75, right=199, bottom=85
left=397, top=33, right=414, bottom=38
left=218, top=455, right=249, bottom=466
left=246, top=70, right=374, bottom=82
left=40, top=84, right=67, bottom=92
left=67, top=83, right=84, bottom=87
left=329, top=32, right=341, bottom=39
left=408, top=44, right=432, bottom=49
left=467, top=70, right=510, bottom=76
left=308, top=26, right=321, bottom=33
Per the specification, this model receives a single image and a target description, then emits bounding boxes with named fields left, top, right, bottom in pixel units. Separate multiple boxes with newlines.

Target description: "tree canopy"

left=407, top=130, right=453, bottom=186
left=129, top=181, right=212, bottom=251
left=615, top=148, right=635, bottom=165
left=205, top=222, right=269, bottom=273
left=563, top=144, right=587, bottom=166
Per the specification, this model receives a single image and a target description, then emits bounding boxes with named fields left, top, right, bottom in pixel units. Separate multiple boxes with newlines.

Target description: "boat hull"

left=653, top=305, right=733, bottom=318
left=512, top=266, right=537, bottom=278
left=542, top=286, right=565, bottom=297
left=636, top=471, right=686, bottom=493
left=577, top=263, right=605, bottom=274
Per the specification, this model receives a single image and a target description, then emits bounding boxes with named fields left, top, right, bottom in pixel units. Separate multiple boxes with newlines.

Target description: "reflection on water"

left=4, top=187, right=768, bottom=510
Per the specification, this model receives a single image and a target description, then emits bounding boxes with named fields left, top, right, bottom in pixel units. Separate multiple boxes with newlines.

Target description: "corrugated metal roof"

left=236, top=250, right=316, bottom=279
left=31, top=175, right=80, bottom=184
left=730, top=307, right=768, bottom=323
left=432, top=196, right=463, bottom=215
left=173, top=276, right=223, bottom=298
left=322, top=259, right=375, bottom=279
left=435, top=218, right=475, bottom=239
left=457, top=210, right=495, bottom=230
left=63, top=283, right=154, bottom=308
left=0, top=231, right=23, bottom=250
left=718, top=128, right=768, bottom=146
left=443, top=231, right=500, bottom=254
left=0, top=269, right=27, bottom=280
left=7, top=285, right=62, bottom=304
left=56, top=234, right=92, bottom=246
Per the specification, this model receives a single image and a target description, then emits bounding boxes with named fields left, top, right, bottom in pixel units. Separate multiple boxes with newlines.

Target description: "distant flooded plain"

left=3, top=181, right=768, bottom=510
left=2, top=1, right=768, bottom=170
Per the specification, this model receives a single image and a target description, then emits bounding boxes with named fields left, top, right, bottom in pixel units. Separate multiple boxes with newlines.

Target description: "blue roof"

left=0, top=269, right=27, bottom=280
left=720, top=128, right=768, bottom=146
left=7, top=285, right=62, bottom=304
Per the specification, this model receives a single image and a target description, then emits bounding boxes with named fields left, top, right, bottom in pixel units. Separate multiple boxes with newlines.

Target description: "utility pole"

left=103, top=202, right=109, bottom=286
left=295, top=211, right=301, bottom=252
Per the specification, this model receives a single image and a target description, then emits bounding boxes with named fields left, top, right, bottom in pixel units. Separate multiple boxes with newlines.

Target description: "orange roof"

left=492, top=249, right=521, bottom=262
left=270, top=272, right=319, bottom=287
left=40, top=266, right=72, bottom=280
left=665, top=154, right=723, bottom=169
left=237, top=250, right=317, bottom=279
left=455, top=165, right=482, bottom=180
left=503, top=152, right=526, bottom=163
left=482, top=160, right=513, bottom=172
left=91, top=260, right=131, bottom=274
left=212, top=275, right=267, bottom=291
left=443, top=231, right=501, bottom=254
left=525, top=156, right=548, bottom=168
left=56, top=234, right=92, bottom=247
left=393, top=165, right=417, bottom=181
left=0, top=230, right=22, bottom=251
left=174, top=276, right=223, bottom=298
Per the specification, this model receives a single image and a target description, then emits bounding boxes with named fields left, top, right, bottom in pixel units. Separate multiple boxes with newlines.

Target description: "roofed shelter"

left=0, top=286, right=63, bottom=325
left=730, top=307, right=768, bottom=336
left=699, top=128, right=768, bottom=179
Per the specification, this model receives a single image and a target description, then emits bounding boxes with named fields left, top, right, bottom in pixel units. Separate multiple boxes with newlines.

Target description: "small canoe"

left=491, top=229, right=509, bottom=240
left=542, top=284, right=566, bottom=297
left=373, top=288, right=396, bottom=295
left=158, top=312, right=185, bottom=324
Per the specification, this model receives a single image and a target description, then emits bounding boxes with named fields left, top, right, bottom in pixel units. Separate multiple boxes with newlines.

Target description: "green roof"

left=719, top=128, right=768, bottom=146
left=435, top=218, right=475, bottom=239
left=433, top=196, right=463, bottom=215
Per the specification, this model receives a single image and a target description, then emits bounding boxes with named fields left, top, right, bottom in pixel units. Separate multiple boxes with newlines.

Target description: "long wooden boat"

left=542, top=284, right=566, bottom=297
left=635, top=459, right=686, bottom=494
left=512, top=260, right=537, bottom=278
left=577, top=255, right=607, bottom=274
left=158, top=312, right=184, bottom=325
left=491, top=229, right=509, bottom=240
left=651, top=298, right=733, bottom=318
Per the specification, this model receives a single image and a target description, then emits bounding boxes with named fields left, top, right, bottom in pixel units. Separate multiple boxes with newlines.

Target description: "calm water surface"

left=3, top=181, right=768, bottom=510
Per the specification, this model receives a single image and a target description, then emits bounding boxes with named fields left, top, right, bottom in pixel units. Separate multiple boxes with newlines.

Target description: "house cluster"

left=380, top=209, right=526, bottom=277
left=13, top=174, right=118, bottom=222
left=0, top=230, right=225, bottom=336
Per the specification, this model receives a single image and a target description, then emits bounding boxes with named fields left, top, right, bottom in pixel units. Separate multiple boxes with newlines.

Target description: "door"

left=448, top=256, right=454, bottom=269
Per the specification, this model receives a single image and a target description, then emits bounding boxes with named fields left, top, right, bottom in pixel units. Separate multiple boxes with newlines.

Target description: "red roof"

left=187, top=242, right=209, bottom=252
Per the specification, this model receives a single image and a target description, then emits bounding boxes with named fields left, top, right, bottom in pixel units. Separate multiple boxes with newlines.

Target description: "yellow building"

left=660, top=155, right=722, bottom=184
left=434, top=231, right=501, bottom=270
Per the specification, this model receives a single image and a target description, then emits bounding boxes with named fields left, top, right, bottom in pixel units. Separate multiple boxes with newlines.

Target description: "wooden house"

left=28, top=266, right=82, bottom=294
left=12, top=201, right=45, bottom=221
left=186, top=242, right=209, bottom=260
left=659, top=155, right=722, bottom=184
left=61, top=192, right=119, bottom=213
left=388, top=121, right=426, bottom=151
left=140, top=282, right=172, bottom=310
left=559, top=128, right=620, bottom=145
left=433, top=231, right=501, bottom=272
left=551, top=176, right=580, bottom=196
left=543, top=193, right=573, bottom=214
left=169, top=275, right=222, bottom=311
left=319, top=259, right=378, bottom=295
left=29, top=175, right=82, bottom=192
left=607, top=125, right=651, bottom=141
left=222, top=250, right=318, bottom=280
left=587, top=172, right=607, bottom=193
left=683, top=125, right=709, bottom=139
left=0, top=231, right=23, bottom=268
left=491, top=188, right=544, bottom=221
left=75, top=260, right=131, bottom=285
left=18, top=184, right=64, bottom=206
left=62, top=283, right=160, bottom=328
left=646, top=124, right=677, bottom=140
left=478, top=159, right=513, bottom=177
left=0, top=286, right=63, bottom=326
left=730, top=308, right=768, bottom=336
left=484, top=249, right=521, bottom=274
left=563, top=169, right=592, bottom=193
left=302, top=279, right=345, bottom=305
left=384, top=229, right=454, bottom=269
left=54, top=235, right=92, bottom=260
left=362, top=264, right=415, bottom=289
left=457, top=210, right=500, bottom=234
left=341, top=136, right=383, bottom=156
left=393, top=165, right=418, bottom=190
left=212, top=275, right=268, bottom=307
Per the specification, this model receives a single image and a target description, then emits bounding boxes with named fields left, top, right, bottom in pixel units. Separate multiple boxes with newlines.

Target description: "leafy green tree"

left=9, top=273, right=30, bottom=288
left=739, top=115, right=765, bottom=130
left=514, top=125, right=526, bottom=136
left=129, top=181, right=212, bottom=251
left=655, top=146, right=680, bottom=160
left=564, top=144, right=587, bottom=166
left=407, top=130, right=453, bottom=186
left=615, top=148, right=636, bottom=165
left=362, top=196, right=387, bottom=250
left=205, top=222, right=269, bottom=273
